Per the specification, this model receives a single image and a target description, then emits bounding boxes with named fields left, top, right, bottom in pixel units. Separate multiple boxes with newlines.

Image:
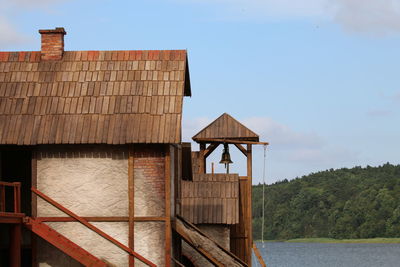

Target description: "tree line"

left=252, top=163, right=400, bottom=240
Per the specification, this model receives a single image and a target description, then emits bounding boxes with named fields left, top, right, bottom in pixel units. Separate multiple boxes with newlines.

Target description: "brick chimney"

left=39, top=27, right=67, bottom=61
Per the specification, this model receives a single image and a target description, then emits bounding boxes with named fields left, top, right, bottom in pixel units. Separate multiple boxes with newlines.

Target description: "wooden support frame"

left=234, top=144, right=247, bottom=157
left=203, top=143, right=219, bottom=159
left=195, top=138, right=269, bottom=145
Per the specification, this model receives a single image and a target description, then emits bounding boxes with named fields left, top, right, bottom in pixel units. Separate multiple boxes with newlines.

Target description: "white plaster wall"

left=37, top=148, right=128, bottom=217
left=38, top=222, right=129, bottom=267
left=134, top=222, right=165, bottom=267
left=36, top=147, right=129, bottom=266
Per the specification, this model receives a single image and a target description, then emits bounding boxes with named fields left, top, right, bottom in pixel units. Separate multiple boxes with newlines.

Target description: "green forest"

left=252, top=163, right=400, bottom=240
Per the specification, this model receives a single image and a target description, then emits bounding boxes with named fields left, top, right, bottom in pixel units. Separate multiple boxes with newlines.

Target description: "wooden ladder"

left=24, top=217, right=108, bottom=267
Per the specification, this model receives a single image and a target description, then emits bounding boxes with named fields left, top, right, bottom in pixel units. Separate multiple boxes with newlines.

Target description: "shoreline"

left=255, top=238, right=400, bottom=244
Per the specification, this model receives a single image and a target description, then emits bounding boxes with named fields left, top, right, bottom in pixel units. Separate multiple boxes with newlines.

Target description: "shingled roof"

left=192, top=113, right=259, bottom=142
left=0, top=29, right=191, bottom=145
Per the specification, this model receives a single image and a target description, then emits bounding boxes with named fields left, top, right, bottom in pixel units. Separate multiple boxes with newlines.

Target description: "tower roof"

left=192, top=113, right=259, bottom=142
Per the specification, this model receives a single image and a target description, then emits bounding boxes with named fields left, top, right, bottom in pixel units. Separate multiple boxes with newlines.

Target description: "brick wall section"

left=133, top=145, right=167, bottom=266
left=39, top=27, right=66, bottom=61
left=134, top=145, right=165, bottom=216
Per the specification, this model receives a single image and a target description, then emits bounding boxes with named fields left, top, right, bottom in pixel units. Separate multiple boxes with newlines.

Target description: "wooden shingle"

left=0, top=50, right=191, bottom=145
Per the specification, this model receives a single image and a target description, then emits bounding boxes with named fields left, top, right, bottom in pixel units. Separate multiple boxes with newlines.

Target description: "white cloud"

left=0, top=0, right=70, bottom=48
left=243, top=117, right=323, bottom=150
left=177, top=0, right=400, bottom=35
left=4, top=0, right=68, bottom=7
left=332, top=0, right=400, bottom=35
left=182, top=117, right=212, bottom=142
left=0, top=18, right=29, bottom=48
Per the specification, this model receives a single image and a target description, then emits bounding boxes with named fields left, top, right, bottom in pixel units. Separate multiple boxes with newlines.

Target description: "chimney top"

left=39, top=27, right=67, bottom=35
left=39, top=27, right=67, bottom=61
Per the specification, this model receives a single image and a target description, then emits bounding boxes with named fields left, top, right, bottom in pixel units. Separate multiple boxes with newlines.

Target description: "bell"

left=219, top=143, right=233, bottom=165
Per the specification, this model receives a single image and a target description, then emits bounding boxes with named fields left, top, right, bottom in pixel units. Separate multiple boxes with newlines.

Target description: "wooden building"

left=0, top=28, right=267, bottom=267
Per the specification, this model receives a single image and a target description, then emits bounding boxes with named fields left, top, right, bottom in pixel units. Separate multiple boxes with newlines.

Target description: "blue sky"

left=1, top=0, right=400, bottom=184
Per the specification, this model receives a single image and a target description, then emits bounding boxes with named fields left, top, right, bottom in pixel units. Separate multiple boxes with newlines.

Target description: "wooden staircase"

left=24, top=217, right=108, bottom=267
left=1, top=183, right=156, bottom=267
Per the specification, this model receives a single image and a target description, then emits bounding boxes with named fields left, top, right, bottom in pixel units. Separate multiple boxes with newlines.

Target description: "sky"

left=1, top=0, right=399, bottom=184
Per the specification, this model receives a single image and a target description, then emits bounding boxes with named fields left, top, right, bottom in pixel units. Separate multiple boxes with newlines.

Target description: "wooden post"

left=32, top=151, right=37, bottom=217
left=10, top=224, right=21, bottom=267
left=173, top=145, right=182, bottom=262
left=128, top=146, right=135, bottom=266
left=31, top=151, right=38, bottom=267
left=165, top=145, right=171, bottom=267
left=247, top=144, right=253, bottom=266
left=199, top=143, right=206, bottom=174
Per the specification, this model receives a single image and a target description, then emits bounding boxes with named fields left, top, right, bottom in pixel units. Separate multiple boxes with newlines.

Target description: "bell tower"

left=191, top=113, right=268, bottom=265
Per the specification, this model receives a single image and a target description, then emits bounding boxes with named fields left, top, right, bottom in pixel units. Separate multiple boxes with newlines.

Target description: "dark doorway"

left=0, top=149, right=32, bottom=215
left=0, top=148, right=33, bottom=266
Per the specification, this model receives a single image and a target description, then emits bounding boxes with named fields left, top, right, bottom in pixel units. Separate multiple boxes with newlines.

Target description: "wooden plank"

left=128, top=146, right=135, bottom=267
left=173, top=216, right=247, bottom=267
left=199, top=143, right=206, bottom=174
left=165, top=145, right=171, bottom=267
left=35, top=216, right=166, bottom=222
left=194, top=138, right=268, bottom=145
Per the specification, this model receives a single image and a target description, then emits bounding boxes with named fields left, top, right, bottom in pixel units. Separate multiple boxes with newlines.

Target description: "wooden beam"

left=195, top=138, right=269, bottom=145
left=134, top=216, right=167, bottom=222
left=10, top=224, right=21, bottom=267
left=35, top=216, right=167, bottom=222
left=234, top=144, right=247, bottom=157
left=128, top=146, right=135, bottom=267
left=165, top=145, right=172, bottom=267
left=172, top=257, right=186, bottom=267
left=173, top=216, right=247, bottom=267
left=0, top=213, right=24, bottom=224
left=204, top=143, right=219, bottom=159
left=31, top=150, right=37, bottom=267
left=199, top=143, right=206, bottom=173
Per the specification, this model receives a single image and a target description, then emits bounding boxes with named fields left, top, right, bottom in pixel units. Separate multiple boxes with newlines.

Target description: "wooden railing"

left=31, top=187, right=157, bottom=267
left=0, top=181, right=21, bottom=214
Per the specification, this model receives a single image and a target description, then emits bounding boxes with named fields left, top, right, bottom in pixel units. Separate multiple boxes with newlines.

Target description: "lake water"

left=253, top=242, right=400, bottom=267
